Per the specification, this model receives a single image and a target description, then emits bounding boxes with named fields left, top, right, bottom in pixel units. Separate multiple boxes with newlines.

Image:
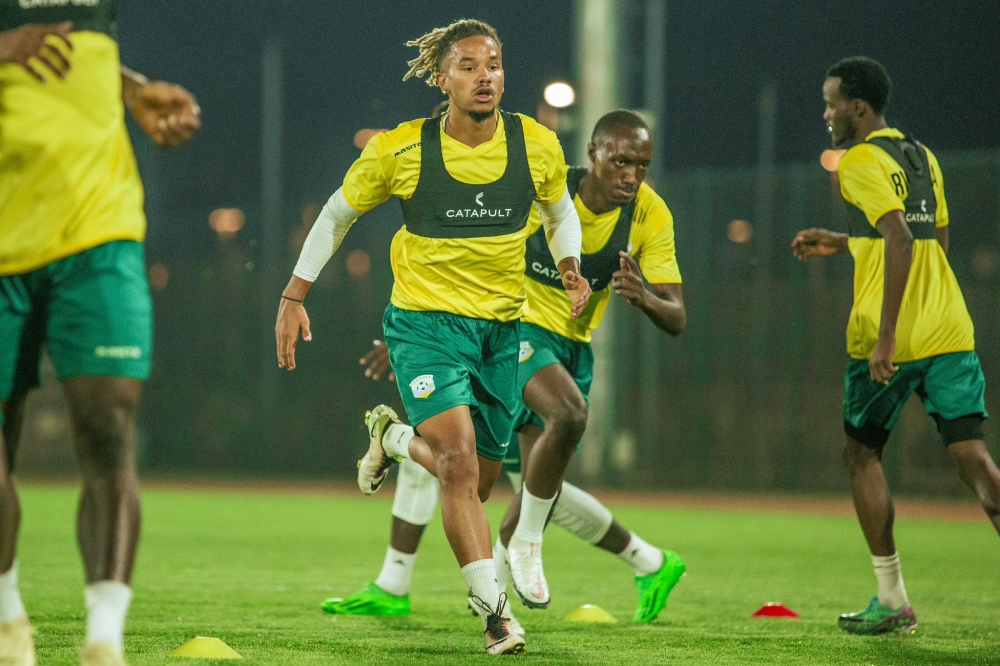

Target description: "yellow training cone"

left=169, top=637, right=242, bottom=659
left=564, top=604, right=618, bottom=623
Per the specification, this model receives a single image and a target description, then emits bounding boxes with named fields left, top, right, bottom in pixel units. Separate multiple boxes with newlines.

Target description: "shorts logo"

left=519, top=341, right=534, bottom=363
left=94, top=346, right=142, bottom=360
left=499, top=441, right=510, bottom=449
left=410, top=374, right=435, bottom=399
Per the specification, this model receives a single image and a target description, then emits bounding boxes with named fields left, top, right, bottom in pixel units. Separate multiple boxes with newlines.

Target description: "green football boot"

left=633, top=550, right=686, bottom=623
left=321, top=582, right=411, bottom=616
left=838, top=596, right=917, bottom=635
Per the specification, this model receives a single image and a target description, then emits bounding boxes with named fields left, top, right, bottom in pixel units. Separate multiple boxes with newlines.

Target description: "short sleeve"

left=521, top=116, right=569, bottom=206
left=924, top=147, right=949, bottom=228
left=340, top=134, right=392, bottom=213
left=632, top=186, right=681, bottom=284
left=837, top=145, right=905, bottom=227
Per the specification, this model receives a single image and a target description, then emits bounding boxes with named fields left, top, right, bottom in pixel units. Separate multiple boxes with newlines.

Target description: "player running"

left=792, top=57, right=1000, bottom=635
left=275, top=19, right=589, bottom=655
left=0, top=3, right=200, bottom=665
left=325, top=110, right=687, bottom=629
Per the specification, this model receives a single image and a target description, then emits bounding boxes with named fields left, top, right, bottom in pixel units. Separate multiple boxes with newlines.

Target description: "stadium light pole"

left=575, top=0, right=621, bottom=482
left=750, top=80, right=778, bottom=482
left=638, top=0, right=667, bottom=478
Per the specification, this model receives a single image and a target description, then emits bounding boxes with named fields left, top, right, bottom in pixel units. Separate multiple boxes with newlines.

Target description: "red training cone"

left=751, top=602, right=800, bottom=618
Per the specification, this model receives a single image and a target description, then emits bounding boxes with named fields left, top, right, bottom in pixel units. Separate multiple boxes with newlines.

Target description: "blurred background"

left=17, top=0, right=1000, bottom=496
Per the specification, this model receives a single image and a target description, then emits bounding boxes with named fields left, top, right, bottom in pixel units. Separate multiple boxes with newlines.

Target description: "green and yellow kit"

left=343, top=111, right=567, bottom=460
left=504, top=167, right=682, bottom=472
left=838, top=128, right=986, bottom=447
left=0, top=0, right=152, bottom=411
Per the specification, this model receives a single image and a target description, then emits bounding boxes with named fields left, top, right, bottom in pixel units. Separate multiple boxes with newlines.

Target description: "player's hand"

left=0, top=22, right=73, bottom=82
left=128, top=81, right=201, bottom=148
left=791, top=228, right=846, bottom=261
left=275, top=298, right=312, bottom=371
left=612, top=251, right=648, bottom=307
left=360, top=340, right=395, bottom=381
left=562, top=270, right=591, bottom=319
left=869, top=335, right=898, bottom=385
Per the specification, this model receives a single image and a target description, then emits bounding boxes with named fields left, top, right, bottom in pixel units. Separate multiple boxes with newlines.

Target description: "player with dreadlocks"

left=275, top=19, right=589, bottom=655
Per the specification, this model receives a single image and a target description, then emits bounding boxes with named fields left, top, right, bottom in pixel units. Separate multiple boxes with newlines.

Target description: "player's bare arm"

left=613, top=252, right=685, bottom=335
left=791, top=228, right=849, bottom=261
left=275, top=276, right=313, bottom=371
left=937, top=225, right=949, bottom=254
left=0, top=20, right=72, bottom=82
left=869, top=210, right=913, bottom=384
left=121, top=66, right=201, bottom=149
left=558, top=256, right=591, bottom=318
left=360, top=340, right=394, bottom=381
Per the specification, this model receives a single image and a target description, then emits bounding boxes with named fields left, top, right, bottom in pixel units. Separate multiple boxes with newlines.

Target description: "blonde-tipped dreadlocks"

left=403, top=19, right=502, bottom=86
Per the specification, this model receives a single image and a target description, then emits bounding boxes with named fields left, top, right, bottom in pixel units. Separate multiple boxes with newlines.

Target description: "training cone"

left=169, top=637, right=243, bottom=659
left=751, top=602, right=800, bottom=619
left=564, top=604, right=618, bottom=623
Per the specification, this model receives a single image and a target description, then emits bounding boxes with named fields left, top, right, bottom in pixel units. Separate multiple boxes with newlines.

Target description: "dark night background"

left=117, top=0, right=1000, bottom=218
left=19, top=0, right=997, bottom=488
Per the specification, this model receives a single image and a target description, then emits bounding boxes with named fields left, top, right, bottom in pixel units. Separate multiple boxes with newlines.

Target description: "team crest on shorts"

left=519, top=341, right=534, bottom=363
left=410, top=374, right=435, bottom=399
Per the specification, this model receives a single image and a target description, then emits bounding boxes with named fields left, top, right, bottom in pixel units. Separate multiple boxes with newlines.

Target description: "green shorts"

left=383, top=304, right=520, bottom=462
left=843, top=350, right=988, bottom=449
left=503, top=322, right=594, bottom=474
left=0, top=240, right=152, bottom=418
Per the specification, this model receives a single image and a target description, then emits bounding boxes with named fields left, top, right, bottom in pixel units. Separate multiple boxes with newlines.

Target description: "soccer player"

left=792, top=57, right=1000, bottom=635
left=274, top=20, right=589, bottom=655
left=326, top=110, right=687, bottom=627
left=0, top=4, right=200, bottom=665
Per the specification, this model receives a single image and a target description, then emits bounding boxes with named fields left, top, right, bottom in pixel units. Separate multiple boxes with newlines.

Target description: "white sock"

left=617, top=533, right=664, bottom=576
left=0, top=562, right=26, bottom=624
left=382, top=424, right=414, bottom=459
left=493, top=537, right=511, bottom=592
left=374, top=547, right=417, bottom=597
left=461, top=559, right=499, bottom=617
left=513, top=486, right=557, bottom=543
left=872, top=552, right=909, bottom=609
left=84, top=581, right=132, bottom=651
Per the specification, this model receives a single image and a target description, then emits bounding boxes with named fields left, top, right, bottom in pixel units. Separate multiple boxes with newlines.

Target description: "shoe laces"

left=471, top=592, right=511, bottom=641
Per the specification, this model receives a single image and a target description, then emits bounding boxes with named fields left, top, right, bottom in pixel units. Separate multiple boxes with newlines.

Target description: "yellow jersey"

left=524, top=179, right=681, bottom=343
left=0, top=1, right=145, bottom=276
left=341, top=112, right=567, bottom=322
left=838, top=127, right=974, bottom=362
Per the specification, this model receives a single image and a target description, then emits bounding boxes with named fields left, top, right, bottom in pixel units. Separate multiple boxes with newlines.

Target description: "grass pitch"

left=19, top=483, right=1000, bottom=665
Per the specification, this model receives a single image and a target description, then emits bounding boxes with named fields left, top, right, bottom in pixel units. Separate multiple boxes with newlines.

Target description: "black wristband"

left=281, top=295, right=304, bottom=303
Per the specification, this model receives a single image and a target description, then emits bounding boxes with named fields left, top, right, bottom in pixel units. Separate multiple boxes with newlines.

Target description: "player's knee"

left=549, top=400, right=588, bottom=446
left=435, top=447, right=478, bottom=490
left=842, top=439, right=878, bottom=474
left=952, top=446, right=1000, bottom=511
left=72, top=404, right=134, bottom=474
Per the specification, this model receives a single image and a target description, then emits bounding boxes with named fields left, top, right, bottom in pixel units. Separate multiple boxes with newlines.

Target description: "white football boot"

left=80, top=641, right=126, bottom=666
left=471, top=593, right=526, bottom=656
left=357, top=405, right=402, bottom=495
left=0, top=616, right=35, bottom=666
left=468, top=588, right=524, bottom=636
left=506, top=535, right=550, bottom=609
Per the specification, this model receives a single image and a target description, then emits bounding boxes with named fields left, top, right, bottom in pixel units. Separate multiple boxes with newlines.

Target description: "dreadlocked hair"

left=403, top=19, right=502, bottom=87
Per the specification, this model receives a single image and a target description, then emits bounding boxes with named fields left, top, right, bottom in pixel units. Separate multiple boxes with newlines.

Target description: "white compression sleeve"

left=292, top=188, right=362, bottom=282
left=536, top=189, right=582, bottom=265
left=391, top=457, right=440, bottom=526
left=549, top=481, right=614, bottom=545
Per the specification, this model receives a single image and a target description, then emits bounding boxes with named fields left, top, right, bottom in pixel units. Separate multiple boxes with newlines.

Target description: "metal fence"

left=17, top=150, right=1000, bottom=496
